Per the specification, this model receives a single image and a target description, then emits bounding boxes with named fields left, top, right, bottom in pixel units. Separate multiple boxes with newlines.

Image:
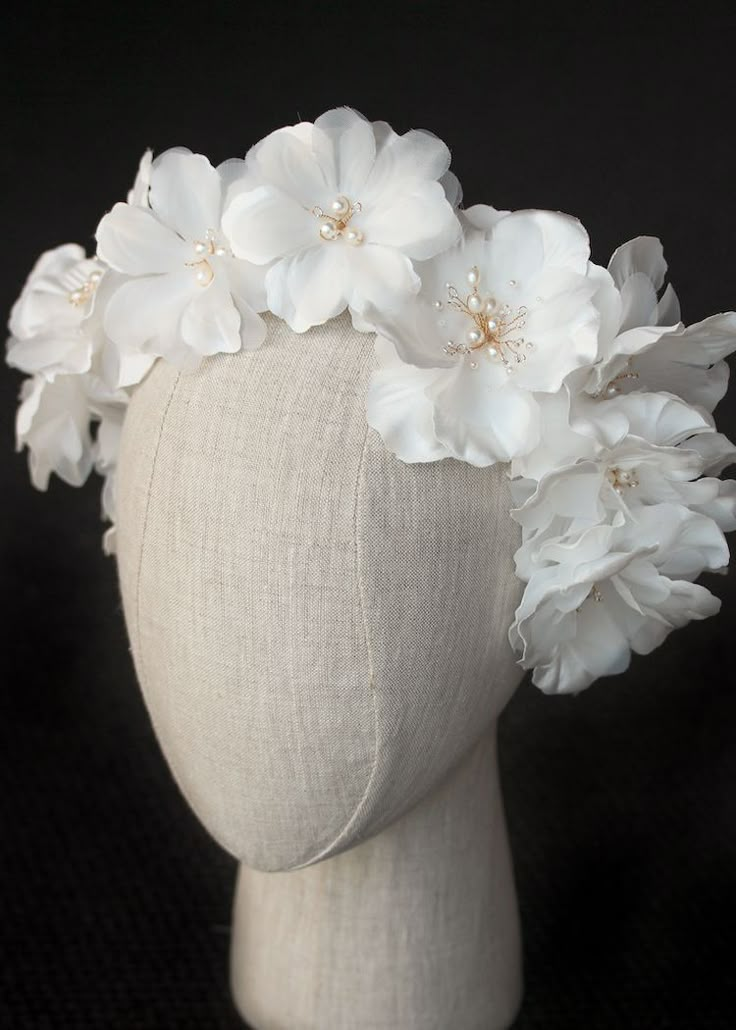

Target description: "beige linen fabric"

left=231, top=723, right=521, bottom=1030
left=115, top=313, right=525, bottom=1026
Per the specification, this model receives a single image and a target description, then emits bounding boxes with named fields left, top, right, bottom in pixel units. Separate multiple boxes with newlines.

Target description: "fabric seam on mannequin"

left=134, top=371, right=182, bottom=706
left=293, top=421, right=381, bottom=868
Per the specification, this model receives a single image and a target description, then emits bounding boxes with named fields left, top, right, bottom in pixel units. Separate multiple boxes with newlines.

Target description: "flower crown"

left=8, top=108, right=736, bottom=696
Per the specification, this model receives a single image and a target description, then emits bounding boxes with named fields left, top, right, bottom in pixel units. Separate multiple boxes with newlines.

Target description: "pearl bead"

left=487, top=319, right=498, bottom=332
left=214, top=246, right=227, bottom=257
left=196, top=268, right=209, bottom=283
left=69, top=290, right=82, bottom=303
left=331, top=195, right=351, bottom=217
left=469, top=361, right=478, bottom=369
left=484, top=297, right=497, bottom=314
left=619, top=470, right=631, bottom=482
left=467, top=267, right=480, bottom=286
left=344, top=228, right=364, bottom=246
left=487, top=346, right=498, bottom=357
left=466, top=328, right=484, bottom=346
left=606, top=385, right=619, bottom=397
left=319, top=221, right=339, bottom=241
left=434, top=300, right=443, bottom=310
left=508, top=279, right=517, bottom=287
left=194, top=241, right=207, bottom=254
left=467, top=294, right=483, bottom=313
left=89, top=270, right=102, bottom=282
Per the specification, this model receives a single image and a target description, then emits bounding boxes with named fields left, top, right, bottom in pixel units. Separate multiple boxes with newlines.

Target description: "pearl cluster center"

left=312, top=195, right=364, bottom=245
left=187, top=229, right=229, bottom=287
left=67, top=268, right=103, bottom=307
left=606, top=466, right=640, bottom=494
left=439, top=265, right=532, bottom=371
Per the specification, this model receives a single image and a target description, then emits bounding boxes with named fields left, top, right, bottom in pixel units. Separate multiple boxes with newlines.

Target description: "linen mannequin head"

left=114, top=313, right=524, bottom=871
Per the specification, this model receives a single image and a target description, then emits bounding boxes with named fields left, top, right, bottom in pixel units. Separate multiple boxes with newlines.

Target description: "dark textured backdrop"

left=2, top=4, right=735, bottom=1027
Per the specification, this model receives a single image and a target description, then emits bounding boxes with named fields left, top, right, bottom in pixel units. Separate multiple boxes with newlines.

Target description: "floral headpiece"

left=8, top=108, right=736, bottom=695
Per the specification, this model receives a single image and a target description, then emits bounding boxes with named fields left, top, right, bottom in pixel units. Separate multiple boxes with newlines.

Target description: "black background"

left=2, top=4, right=735, bottom=1027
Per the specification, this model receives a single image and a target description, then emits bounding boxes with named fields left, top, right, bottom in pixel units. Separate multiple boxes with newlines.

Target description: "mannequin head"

left=116, top=313, right=523, bottom=871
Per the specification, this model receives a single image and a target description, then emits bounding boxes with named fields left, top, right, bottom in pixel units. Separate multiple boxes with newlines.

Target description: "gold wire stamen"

left=186, top=229, right=229, bottom=287
left=577, top=584, right=603, bottom=612
left=441, top=266, right=532, bottom=371
left=606, top=466, right=640, bottom=494
left=599, top=363, right=640, bottom=397
left=67, top=269, right=103, bottom=306
left=311, top=195, right=364, bottom=245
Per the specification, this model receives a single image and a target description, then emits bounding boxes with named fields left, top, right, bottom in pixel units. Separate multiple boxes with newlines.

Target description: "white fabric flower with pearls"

left=96, top=148, right=268, bottom=381
left=510, top=505, right=727, bottom=694
left=6, top=240, right=131, bottom=545
left=367, top=208, right=600, bottom=465
left=221, top=107, right=461, bottom=333
left=584, top=236, right=736, bottom=408
left=7, top=244, right=105, bottom=380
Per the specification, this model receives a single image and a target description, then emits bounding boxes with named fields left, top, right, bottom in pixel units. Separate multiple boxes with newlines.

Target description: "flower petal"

left=608, top=236, right=667, bottom=293
left=7, top=331, right=92, bottom=379
left=360, top=180, right=460, bottom=260
left=96, top=203, right=188, bottom=275
left=16, top=375, right=93, bottom=490
left=103, top=271, right=193, bottom=352
left=265, top=246, right=347, bottom=332
left=363, top=128, right=451, bottom=203
left=222, top=185, right=316, bottom=265
left=179, top=276, right=242, bottom=357
left=241, top=125, right=329, bottom=205
left=430, top=364, right=541, bottom=465
left=149, top=149, right=223, bottom=239
left=313, top=107, right=377, bottom=195
left=366, top=336, right=451, bottom=463
left=346, top=244, right=420, bottom=314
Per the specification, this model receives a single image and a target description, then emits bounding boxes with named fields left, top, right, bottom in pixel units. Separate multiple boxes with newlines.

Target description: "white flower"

left=221, top=107, right=461, bottom=332
left=7, top=244, right=105, bottom=379
left=16, top=374, right=94, bottom=490
left=8, top=242, right=134, bottom=549
left=510, top=505, right=726, bottom=694
left=367, top=208, right=600, bottom=465
left=96, top=148, right=267, bottom=376
left=585, top=236, right=736, bottom=410
left=512, top=390, right=735, bottom=571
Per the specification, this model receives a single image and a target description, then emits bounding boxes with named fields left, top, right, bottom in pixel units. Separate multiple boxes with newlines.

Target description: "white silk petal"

left=103, top=271, right=193, bottom=351
left=179, top=277, right=243, bottom=358
left=222, top=186, right=316, bottom=264
left=265, top=246, right=347, bottom=332
left=16, top=375, right=93, bottom=490
left=363, top=128, right=451, bottom=203
left=430, top=365, right=541, bottom=466
left=346, top=244, right=420, bottom=314
left=7, top=331, right=92, bottom=379
left=360, top=180, right=460, bottom=260
left=149, top=149, right=223, bottom=240
left=367, top=337, right=451, bottom=463
left=313, top=108, right=377, bottom=196
left=96, top=203, right=188, bottom=275
left=245, top=126, right=329, bottom=204
left=608, top=236, right=667, bottom=292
